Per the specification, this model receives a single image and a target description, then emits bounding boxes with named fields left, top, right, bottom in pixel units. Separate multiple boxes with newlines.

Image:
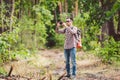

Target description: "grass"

left=0, top=67, right=7, bottom=75
left=111, top=61, right=120, bottom=69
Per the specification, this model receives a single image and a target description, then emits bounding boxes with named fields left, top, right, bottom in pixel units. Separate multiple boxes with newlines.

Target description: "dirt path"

left=0, top=49, right=120, bottom=80
left=38, top=49, right=120, bottom=80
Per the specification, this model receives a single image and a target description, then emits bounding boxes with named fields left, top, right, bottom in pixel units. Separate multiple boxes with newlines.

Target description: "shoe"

left=71, top=75, right=76, bottom=80
left=64, top=74, right=71, bottom=78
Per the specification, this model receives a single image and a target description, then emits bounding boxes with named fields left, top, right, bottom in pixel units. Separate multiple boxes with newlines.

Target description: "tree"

left=78, top=0, right=120, bottom=41
left=99, top=0, right=120, bottom=41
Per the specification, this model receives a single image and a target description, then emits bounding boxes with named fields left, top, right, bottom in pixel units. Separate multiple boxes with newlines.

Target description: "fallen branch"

left=58, top=72, right=66, bottom=80
left=49, top=73, right=52, bottom=80
left=8, top=66, right=13, bottom=77
left=41, top=76, right=46, bottom=80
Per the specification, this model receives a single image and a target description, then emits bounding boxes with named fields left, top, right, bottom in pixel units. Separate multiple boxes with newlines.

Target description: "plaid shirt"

left=56, top=26, right=77, bottom=49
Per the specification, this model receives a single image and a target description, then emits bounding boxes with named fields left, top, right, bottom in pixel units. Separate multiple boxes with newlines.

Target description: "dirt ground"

left=0, top=49, right=120, bottom=80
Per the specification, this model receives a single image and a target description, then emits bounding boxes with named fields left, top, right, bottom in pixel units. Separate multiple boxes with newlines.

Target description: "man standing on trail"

left=56, top=18, right=77, bottom=79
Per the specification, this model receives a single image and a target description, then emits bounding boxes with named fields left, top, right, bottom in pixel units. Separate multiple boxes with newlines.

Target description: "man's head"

left=66, top=18, right=73, bottom=26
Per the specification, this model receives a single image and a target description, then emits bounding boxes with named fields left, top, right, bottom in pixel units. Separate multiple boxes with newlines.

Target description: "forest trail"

left=0, top=49, right=120, bottom=80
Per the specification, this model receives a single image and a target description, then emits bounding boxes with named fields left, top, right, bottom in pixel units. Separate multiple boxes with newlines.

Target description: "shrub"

left=95, top=37, right=120, bottom=63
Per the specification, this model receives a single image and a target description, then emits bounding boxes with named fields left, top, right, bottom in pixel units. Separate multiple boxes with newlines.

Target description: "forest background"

left=0, top=0, right=120, bottom=73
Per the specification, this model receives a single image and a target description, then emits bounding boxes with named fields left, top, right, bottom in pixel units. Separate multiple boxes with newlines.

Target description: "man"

left=56, top=18, right=77, bottom=79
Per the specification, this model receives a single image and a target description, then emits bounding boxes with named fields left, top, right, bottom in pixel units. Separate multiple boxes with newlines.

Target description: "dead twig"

left=41, top=76, right=46, bottom=80
left=8, top=66, right=13, bottom=77
left=41, top=73, right=52, bottom=80
left=49, top=73, right=52, bottom=80
left=58, top=72, right=66, bottom=80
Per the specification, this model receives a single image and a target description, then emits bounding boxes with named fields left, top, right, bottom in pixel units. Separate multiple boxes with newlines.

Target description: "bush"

left=0, top=28, right=30, bottom=63
left=55, top=34, right=64, bottom=47
left=95, top=37, right=120, bottom=63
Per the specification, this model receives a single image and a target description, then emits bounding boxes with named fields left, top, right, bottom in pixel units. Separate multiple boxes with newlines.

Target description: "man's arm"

left=66, top=27, right=77, bottom=34
left=61, top=23, right=77, bottom=34
left=55, top=22, right=65, bottom=34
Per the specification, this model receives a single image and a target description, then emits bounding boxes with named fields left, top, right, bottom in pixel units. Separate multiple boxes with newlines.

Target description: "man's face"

left=66, top=19, right=72, bottom=26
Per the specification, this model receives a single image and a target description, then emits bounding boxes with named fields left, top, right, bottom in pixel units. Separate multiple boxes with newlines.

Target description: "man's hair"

left=66, top=17, right=73, bottom=21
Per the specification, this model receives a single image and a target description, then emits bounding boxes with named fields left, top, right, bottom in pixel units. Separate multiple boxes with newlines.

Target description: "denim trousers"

left=64, top=47, right=76, bottom=76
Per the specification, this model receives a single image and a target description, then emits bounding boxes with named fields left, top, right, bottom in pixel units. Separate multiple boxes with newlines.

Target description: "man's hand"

left=56, top=22, right=60, bottom=28
left=62, top=23, right=67, bottom=27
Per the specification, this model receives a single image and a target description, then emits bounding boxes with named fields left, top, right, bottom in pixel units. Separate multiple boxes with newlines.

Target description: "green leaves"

left=0, top=67, right=7, bottom=75
left=106, top=1, right=120, bottom=20
left=96, top=37, right=120, bottom=63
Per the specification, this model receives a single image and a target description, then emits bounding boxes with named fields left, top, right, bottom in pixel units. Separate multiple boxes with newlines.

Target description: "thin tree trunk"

left=74, top=0, right=78, bottom=16
left=64, top=0, right=68, bottom=13
left=19, top=0, right=23, bottom=44
left=8, top=0, right=14, bottom=60
left=1, top=0, right=4, bottom=33
left=58, top=2, right=62, bottom=14
left=99, top=0, right=108, bottom=44
left=34, top=0, right=37, bottom=48
left=100, top=22, right=108, bottom=46
left=19, top=0, right=22, bottom=18
left=117, top=10, right=120, bottom=34
left=54, top=9, right=57, bottom=24
left=10, top=0, right=14, bottom=32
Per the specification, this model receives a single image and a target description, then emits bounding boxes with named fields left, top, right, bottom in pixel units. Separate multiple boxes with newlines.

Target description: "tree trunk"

left=99, top=0, right=118, bottom=41
left=54, top=9, right=57, bottom=24
left=117, top=10, right=120, bottom=35
left=107, top=17, right=115, bottom=36
left=1, top=0, right=4, bottom=33
left=0, top=0, right=11, bottom=33
left=10, top=0, right=14, bottom=32
left=64, top=0, right=68, bottom=13
left=17, top=0, right=22, bottom=19
left=74, top=0, right=78, bottom=16
left=100, top=22, right=108, bottom=46
left=33, top=0, right=38, bottom=49
left=58, top=2, right=62, bottom=14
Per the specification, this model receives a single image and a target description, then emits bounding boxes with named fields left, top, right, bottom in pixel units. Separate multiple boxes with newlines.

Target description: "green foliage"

left=33, top=5, right=53, bottom=25
left=17, top=15, right=47, bottom=49
left=59, top=13, right=69, bottom=22
left=0, top=0, right=119, bottom=65
left=0, top=67, right=7, bottom=75
left=78, top=0, right=119, bottom=26
left=46, top=25, right=57, bottom=47
left=0, top=29, right=18, bottom=62
left=55, top=34, right=64, bottom=47
left=33, top=5, right=56, bottom=48
left=0, top=0, right=57, bottom=64
left=16, top=4, right=54, bottom=49
left=77, top=0, right=120, bottom=63
left=95, top=37, right=120, bottom=63
left=0, top=28, right=30, bottom=63
left=42, top=0, right=58, bottom=11
left=106, top=0, right=120, bottom=20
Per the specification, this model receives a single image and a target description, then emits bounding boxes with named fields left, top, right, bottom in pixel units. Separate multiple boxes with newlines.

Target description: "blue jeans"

left=64, top=47, right=76, bottom=76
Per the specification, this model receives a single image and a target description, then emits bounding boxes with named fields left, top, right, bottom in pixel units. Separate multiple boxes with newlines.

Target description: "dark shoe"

left=64, top=74, right=71, bottom=78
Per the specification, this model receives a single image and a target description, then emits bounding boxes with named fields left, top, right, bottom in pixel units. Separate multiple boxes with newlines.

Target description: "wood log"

left=8, top=66, right=13, bottom=77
